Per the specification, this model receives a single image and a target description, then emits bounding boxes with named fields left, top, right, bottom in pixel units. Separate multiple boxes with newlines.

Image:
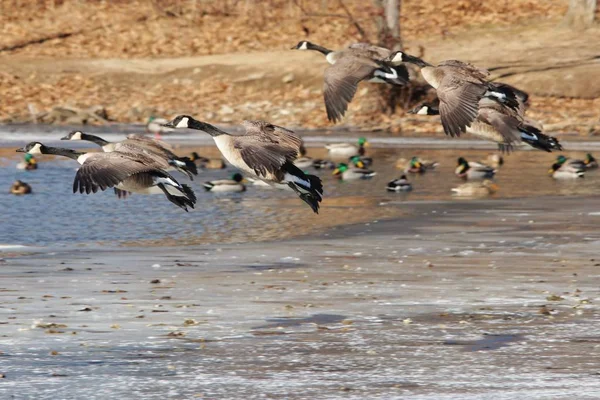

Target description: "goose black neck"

left=308, top=43, right=332, bottom=56
left=404, top=54, right=432, bottom=68
left=189, top=119, right=228, bottom=137
left=81, top=133, right=109, bottom=147
left=44, top=146, right=84, bottom=160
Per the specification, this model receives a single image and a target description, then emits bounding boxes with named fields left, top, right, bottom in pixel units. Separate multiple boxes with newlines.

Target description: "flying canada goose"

left=386, top=175, right=412, bottom=192
left=10, top=180, right=32, bottom=195
left=293, top=41, right=408, bottom=122
left=325, top=137, right=368, bottom=159
left=164, top=116, right=323, bottom=213
left=61, top=131, right=198, bottom=179
left=389, top=52, right=519, bottom=137
left=409, top=103, right=562, bottom=153
left=549, top=161, right=585, bottom=179
left=332, top=163, right=376, bottom=181
left=203, top=173, right=246, bottom=193
left=452, top=180, right=498, bottom=197
left=455, top=157, right=496, bottom=180
left=17, top=142, right=196, bottom=211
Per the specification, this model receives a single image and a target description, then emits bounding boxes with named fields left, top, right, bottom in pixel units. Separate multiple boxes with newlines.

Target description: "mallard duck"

left=584, top=153, right=598, bottom=169
left=556, top=155, right=586, bottom=170
left=349, top=155, right=373, bottom=168
left=455, top=157, right=495, bottom=180
left=294, top=146, right=314, bottom=169
left=190, top=152, right=226, bottom=169
left=395, top=157, right=424, bottom=173
left=312, top=159, right=336, bottom=170
left=452, top=180, right=498, bottom=197
left=482, top=154, right=504, bottom=169
left=203, top=173, right=246, bottom=192
left=386, top=175, right=412, bottom=192
left=10, top=180, right=32, bottom=195
left=332, top=163, right=376, bottom=181
left=16, top=154, right=37, bottom=170
left=549, top=162, right=585, bottom=179
left=325, top=137, right=368, bottom=160
left=165, top=116, right=323, bottom=213
left=147, top=116, right=174, bottom=138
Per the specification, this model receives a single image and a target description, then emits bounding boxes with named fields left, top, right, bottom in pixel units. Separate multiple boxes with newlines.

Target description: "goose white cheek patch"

left=176, top=117, right=189, bottom=128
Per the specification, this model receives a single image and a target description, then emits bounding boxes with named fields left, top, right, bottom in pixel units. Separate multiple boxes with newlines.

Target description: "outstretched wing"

left=73, top=152, right=161, bottom=194
left=323, top=56, right=377, bottom=123
left=438, top=76, right=487, bottom=137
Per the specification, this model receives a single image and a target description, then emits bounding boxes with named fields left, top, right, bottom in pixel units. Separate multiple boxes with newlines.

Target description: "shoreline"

left=1, top=196, right=600, bottom=398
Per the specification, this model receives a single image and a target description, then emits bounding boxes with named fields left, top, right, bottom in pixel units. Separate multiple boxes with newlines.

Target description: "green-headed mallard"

left=325, top=137, right=368, bottom=159
left=349, top=155, right=373, bottom=169
left=584, top=153, right=598, bottom=169
left=16, top=153, right=38, bottom=170
left=452, top=180, right=498, bottom=197
left=549, top=161, right=585, bottom=179
left=556, top=155, right=586, bottom=170
left=455, top=157, right=495, bottom=180
left=386, top=175, right=412, bottom=192
left=333, top=163, right=376, bottom=181
left=203, top=173, right=246, bottom=192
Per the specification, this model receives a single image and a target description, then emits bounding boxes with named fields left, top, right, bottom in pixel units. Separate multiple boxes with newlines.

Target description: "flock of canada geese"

left=16, top=41, right=592, bottom=213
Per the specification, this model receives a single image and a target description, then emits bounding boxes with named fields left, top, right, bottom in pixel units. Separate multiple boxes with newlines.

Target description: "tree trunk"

left=563, top=0, right=597, bottom=28
left=374, top=0, right=402, bottom=50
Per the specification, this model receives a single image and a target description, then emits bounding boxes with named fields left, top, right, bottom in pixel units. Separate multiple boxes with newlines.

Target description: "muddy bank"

left=1, top=196, right=600, bottom=399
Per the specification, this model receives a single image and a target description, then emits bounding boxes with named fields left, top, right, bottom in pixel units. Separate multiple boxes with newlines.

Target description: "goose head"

left=409, top=104, right=438, bottom=115
left=388, top=51, right=430, bottom=67
left=17, top=142, right=46, bottom=155
left=163, top=115, right=193, bottom=129
left=61, top=130, right=84, bottom=141
left=292, top=41, right=312, bottom=50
